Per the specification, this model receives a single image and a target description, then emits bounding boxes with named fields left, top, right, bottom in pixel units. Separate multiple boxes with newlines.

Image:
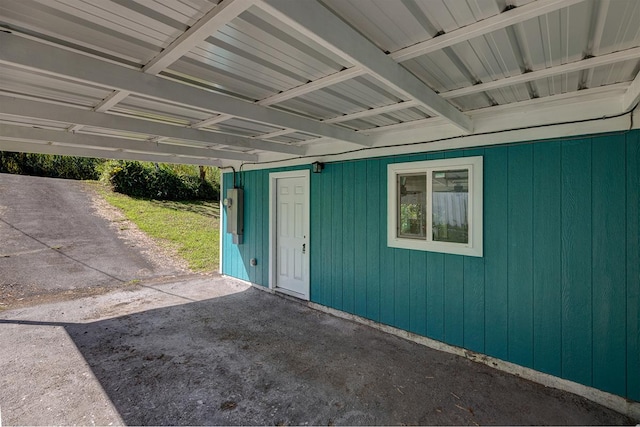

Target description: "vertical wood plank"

left=395, top=249, right=411, bottom=331
left=320, top=164, right=334, bottom=307
left=245, top=171, right=255, bottom=283
left=561, top=138, right=593, bottom=386
left=254, top=170, right=263, bottom=286
left=342, top=162, right=356, bottom=314
left=484, top=147, right=509, bottom=361
left=627, top=131, right=640, bottom=401
left=379, top=157, right=395, bottom=326
left=426, top=252, right=445, bottom=341
left=507, top=144, right=534, bottom=368
left=409, top=249, right=427, bottom=336
left=222, top=172, right=231, bottom=276
left=366, top=159, right=381, bottom=321
left=463, top=256, right=485, bottom=353
left=354, top=160, right=368, bottom=317
left=444, top=255, right=464, bottom=347
left=332, top=163, right=344, bottom=310
left=310, top=169, right=322, bottom=300
left=532, top=142, right=562, bottom=376
left=262, top=169, right=270, bottom=287
left=591, top=135, right=626, bottom=396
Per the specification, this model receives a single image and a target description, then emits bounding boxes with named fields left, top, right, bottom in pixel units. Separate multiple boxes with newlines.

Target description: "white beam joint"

left=623, top=71, right=640, bottom=112
left=257, top=66, right=365, bottom=106
left=190, top=114, right=234, bottom=128
left=323, top=100, right=420, bottom=124
left=94, top=90, right=132, bottom=112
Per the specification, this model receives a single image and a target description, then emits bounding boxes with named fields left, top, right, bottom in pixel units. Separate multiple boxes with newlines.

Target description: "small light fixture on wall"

left=312, top=161, right=324, bottom=174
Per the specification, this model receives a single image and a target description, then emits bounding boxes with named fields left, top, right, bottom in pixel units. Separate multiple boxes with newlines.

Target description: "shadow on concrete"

left=1, top=286, right=634, bottom=426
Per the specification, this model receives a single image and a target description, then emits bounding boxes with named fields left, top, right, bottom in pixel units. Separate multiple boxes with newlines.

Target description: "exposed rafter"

left=389, top=0, right=587, bottom=62
left=94, top=90, right=132, bottom=113
left=143, top=0, right=256, bottom=75
left=323, top=100, right=420, bottom=124
left=69, top=0, right=256, bottom=134
left=441, top=47, right=640, bottom=100
left=256, top=0, right=473, bottom=134
left=190, top=114, right=234, bottom=129
left=0, top=139, right=221, bottom=167
left=0, top=95, right=305, bottom=155
left=0, top=32, right=371, bottom=146
left=0, top=123, right=257, bottom=162
left=257, top=66, right=366, bottom=106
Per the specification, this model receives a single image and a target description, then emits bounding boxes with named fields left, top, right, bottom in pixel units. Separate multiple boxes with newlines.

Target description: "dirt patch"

left=85, top=183, right=190, bottom=274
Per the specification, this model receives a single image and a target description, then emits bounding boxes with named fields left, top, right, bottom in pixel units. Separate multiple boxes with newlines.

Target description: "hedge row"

left=101, top=160, right=219, bottom=201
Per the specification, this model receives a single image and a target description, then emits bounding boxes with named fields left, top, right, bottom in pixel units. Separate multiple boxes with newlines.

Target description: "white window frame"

left=387, top=156, right=483, bottom=257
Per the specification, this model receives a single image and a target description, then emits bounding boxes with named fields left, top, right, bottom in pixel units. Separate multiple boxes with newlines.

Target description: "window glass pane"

left=398, top=173, right=426, bottom=239
left=432, top=169, right=468, bottom=243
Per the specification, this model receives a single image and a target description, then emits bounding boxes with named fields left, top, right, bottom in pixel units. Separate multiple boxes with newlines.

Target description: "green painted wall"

left=222, top=130, right=640, bottom=401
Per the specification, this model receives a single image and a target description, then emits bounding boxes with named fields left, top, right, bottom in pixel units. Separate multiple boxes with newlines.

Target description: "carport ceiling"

left=0, top=0, right=639, bottom=166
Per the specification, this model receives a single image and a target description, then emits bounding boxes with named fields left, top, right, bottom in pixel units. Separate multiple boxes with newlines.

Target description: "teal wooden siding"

left=222, top=130, right=640, bottom=401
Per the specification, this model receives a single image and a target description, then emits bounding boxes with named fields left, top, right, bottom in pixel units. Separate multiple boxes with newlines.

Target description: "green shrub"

left=101, top=160, right=219, bottom=201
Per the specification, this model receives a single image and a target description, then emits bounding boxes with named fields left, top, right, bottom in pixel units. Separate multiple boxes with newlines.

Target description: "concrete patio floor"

left=0, top=274, right=634, bottom=425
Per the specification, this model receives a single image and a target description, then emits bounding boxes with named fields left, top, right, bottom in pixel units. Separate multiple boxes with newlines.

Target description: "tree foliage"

left=0, top=152, right=102, bottom=180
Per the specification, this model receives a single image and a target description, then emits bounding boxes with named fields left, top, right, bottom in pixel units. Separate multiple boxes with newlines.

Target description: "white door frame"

left=268, top=169, right=310, bottom=300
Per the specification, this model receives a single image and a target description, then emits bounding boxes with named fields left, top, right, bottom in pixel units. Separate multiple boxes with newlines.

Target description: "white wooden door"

left=274, top=174, right=309, bottom=298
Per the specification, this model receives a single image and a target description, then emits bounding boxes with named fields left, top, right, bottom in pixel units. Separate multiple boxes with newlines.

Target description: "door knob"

left=302, top=243, right=306, bottom=254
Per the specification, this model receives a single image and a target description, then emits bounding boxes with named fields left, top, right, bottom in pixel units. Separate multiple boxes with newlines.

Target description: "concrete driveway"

left=0, top=275, right=633, bottom=426
left=0, top=173, right=183, bottom=308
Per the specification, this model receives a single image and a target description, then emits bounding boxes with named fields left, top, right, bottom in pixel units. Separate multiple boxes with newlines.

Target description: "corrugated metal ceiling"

left=0, top=0, right=638, bottom=163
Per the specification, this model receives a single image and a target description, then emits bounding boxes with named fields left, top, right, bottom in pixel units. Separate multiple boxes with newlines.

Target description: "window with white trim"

left=387, top=156, right=483, bottom=257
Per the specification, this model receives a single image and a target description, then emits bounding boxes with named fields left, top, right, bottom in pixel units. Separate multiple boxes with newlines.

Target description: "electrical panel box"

left=223, top=188, right=243, bottom=244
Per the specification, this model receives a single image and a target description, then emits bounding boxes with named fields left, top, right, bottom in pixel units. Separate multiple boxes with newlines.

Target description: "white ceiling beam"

left=0, top=139, right=221, bottom=167
left=86, top=1, right=254, bottom=117
left=251, top=0, right=585, bottom=108
left=623, top=72, right=640, bottom=112
left=441, top=46, right=640, bottom=99
left=257, top=0, right=473, bottom=134
left=255, top=128, right=294, bottom=139
left=0, top=123, right=257, bottom=162
left=583, top=0, right=610, bottom=88
left=0, top=32, right=371, bottom=146
left=143, top=0, right=256, bottom=75
left=190, top=114, right=234, bottom=128
left=0, top=95, right=305, bottom=155
left=94, top=90, right=132, bottom=112
left=366, top=83, right=629, bottom=146
left=389, top=0, right=587, bottom=62
left=323, top=100, right=420, bottom=124
left=257, top=66, right=366, bottom=106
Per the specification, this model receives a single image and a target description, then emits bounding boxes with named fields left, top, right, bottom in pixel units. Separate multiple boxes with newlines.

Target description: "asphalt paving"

left=0, top=173, right=181, bottom=306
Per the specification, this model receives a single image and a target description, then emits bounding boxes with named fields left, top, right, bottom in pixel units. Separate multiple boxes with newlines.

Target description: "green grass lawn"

left=91, top=183, right=220, bottom=272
